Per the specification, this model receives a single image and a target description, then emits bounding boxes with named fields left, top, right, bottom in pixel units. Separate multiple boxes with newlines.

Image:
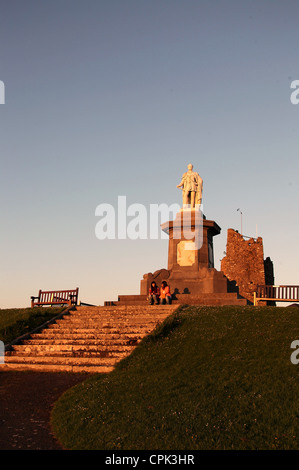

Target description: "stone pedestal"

left=162, top=209, right=219, bottom=271
left=140, top=209, right=230, bottom=297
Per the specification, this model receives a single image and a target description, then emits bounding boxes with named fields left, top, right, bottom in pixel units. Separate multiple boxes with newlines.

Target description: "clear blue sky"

left=1, top=0, right=299, bottom=308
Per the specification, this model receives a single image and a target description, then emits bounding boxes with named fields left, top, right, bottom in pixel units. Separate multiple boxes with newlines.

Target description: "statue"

left=177, top=164, right=203, bottom=208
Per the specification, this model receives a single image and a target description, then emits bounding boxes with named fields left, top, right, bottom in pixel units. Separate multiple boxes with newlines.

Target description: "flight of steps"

left=2, top=305, right=177, bottom=373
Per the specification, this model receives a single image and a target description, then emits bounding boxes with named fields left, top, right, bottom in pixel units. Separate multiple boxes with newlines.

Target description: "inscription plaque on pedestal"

left=177, top=241, right=196, bottom=266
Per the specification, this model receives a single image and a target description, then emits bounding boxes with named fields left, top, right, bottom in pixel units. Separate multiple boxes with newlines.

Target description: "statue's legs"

left=190, top=191, right=195, bottom=208
left=183, top=190, right=190, bottom=206
left=183, top=190, right=195, bottom=208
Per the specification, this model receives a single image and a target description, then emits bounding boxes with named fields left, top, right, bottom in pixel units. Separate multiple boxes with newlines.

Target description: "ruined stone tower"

left=221, top=229, right=274, bottom=304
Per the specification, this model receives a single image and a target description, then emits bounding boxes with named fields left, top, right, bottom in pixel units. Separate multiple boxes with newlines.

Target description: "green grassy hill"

left=51, top=305, right=299, bottom=450
left=0, top=307, right=65, bottom=345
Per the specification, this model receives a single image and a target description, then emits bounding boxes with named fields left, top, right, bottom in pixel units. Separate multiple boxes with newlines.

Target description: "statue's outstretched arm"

left=177, top=174, right=185, bottom=188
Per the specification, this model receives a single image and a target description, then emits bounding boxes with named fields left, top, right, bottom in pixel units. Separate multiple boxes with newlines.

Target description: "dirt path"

left=0, top=371, right=90, bottom=450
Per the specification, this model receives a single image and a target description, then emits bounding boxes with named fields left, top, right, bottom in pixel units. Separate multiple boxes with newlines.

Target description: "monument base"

left=140, top=266, right=231, bottom=297
left=104, top=212, right=249, bottom=307
left=107, top=292, right=247, bottom=307
left=139, top=210, right=244, bottom=300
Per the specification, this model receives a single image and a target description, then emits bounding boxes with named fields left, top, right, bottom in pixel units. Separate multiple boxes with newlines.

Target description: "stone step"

left=53, top=317, right=169, bottom=325
left=22, top=338, right=140, bottom=345
left=181, top=298, right=247, bottom=306
left=6, top=351, right=129, bottom=359
left=51, top=323, right=166, bottom=329
left=4, top=355, right=123, bottom=365
left=114, top=294, right=247, bottom=306
left=58, top=311, right=171, bottom=318
left=72, top=304, right=173, bottom=309
left=40, top=328, right=154, bottom=336
left=72, top=313, right=174, bottom=318
left=0, top=362, right=114, bottom=373
left=29, top=332, right=142, bottom=341
left=77, top=304, right=176, bottom=310
left=75, top=309, right=176, bottom=316
left=55, top=310, right=167, bottom=316
left=46, top=322, right=156, bottom=329
left=8, top=344, right=135, bottom=355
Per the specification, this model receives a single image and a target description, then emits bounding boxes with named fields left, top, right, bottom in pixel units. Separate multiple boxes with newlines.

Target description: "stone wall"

left=221, top=229, right=274, bottom=303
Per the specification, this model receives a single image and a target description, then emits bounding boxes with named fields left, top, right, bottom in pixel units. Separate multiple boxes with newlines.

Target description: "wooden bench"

left=31, top=288, right=79, bottom=308
left=254, top=285, right=299, bottom=306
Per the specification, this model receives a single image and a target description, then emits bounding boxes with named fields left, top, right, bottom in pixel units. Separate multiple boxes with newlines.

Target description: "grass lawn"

left=51, top=305, right=299, bottom=450
left=0, top=306, right=66, bottom=345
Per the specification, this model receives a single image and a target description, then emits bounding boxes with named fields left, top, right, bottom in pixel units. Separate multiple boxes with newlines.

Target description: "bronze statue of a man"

left=177, top=164, right=203, bottom=208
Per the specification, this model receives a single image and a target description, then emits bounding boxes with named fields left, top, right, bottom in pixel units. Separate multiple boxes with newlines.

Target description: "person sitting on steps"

left=160, top=281, right=172, bottom=305
left=148, top=281, right=160, bottom=305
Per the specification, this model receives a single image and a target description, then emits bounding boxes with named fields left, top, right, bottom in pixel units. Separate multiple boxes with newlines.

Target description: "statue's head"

left=188, top=163, right=193, bottom=171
